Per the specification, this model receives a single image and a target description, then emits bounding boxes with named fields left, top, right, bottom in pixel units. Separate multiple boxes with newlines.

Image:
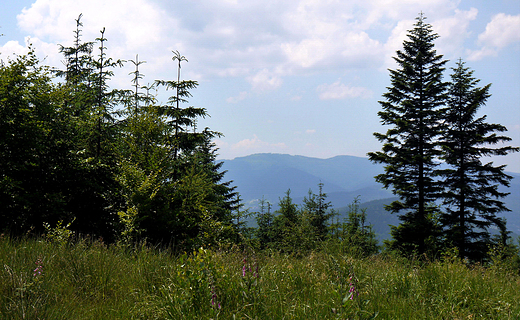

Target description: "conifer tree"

left=57, top=14, right=94, bottom=89
left=128, top=54, right=150, bottom=112
left=368, top=14, right=447, bottom=256
left=89, top=27, right=124, bottom=159
left=155, top=51, right=208, bottom=163
left=439, top=59, right=519, bottom=260
left=255, top=198, right=275, bottom=249
left=301, top=183, right=334, bottom=241
left=340, top=197, right=379, bottom=256
left=117, top=51, right=240, bottom=247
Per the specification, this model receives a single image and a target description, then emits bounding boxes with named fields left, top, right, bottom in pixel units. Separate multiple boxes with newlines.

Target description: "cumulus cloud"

left=17, top=0, right=166, bottom=46
left=247, top=69, right=283, bottom=92
left=9, top=0, right=172, bottom=82
left=280, top=0, right=385, bottom=70
left=5, top=0, right=506, bottom=89
left=317, top=81, right=372, bottom=100
left=434, top=8, right=478, bottom=55
left=226, top=91, right=248, bottom=103
left=0, top=36, right=64, bottom=67
left=468, top=13, right=520, bottom=61
left=0, top=40, right=28, bottom=57
left=231, top=135, right=287, bottom=152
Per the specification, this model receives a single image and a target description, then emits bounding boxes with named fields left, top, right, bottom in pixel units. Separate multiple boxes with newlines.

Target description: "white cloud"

left=0, top=40, right=27, bottom=57
left=231, top=135, right=287, bottom=152
left=468, top=13, right=520, bottom=60
left=247, top=69, right=283, bottom=92
left=6, top=0, right=514, bottom=89
left=434, top=8, right=478, bottom=55
left=0, top=36, right=62, bottom=67
left=226, top=91, right=248, bottom=103
left=317, top=80, right=372, bottom=100
left=306, top=129, right=316, bottom=134
left=478, top=13, right=520, bottom=48
left=11, top=0, right=171, bottom=83
left=17, top=0, right=166, bottom=46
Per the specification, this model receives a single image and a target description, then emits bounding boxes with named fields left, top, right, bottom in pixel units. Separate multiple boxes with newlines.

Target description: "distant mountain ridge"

left=221, top=153, right=392, bottom=205
left=221, top=153, right=520, bottom=238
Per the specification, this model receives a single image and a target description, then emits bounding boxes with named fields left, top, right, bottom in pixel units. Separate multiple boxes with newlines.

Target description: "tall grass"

left=1, top=236, right=519, bottom=319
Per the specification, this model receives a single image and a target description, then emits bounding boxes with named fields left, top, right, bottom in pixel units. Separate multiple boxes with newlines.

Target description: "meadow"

left=1, top=236, right=519, bottom=319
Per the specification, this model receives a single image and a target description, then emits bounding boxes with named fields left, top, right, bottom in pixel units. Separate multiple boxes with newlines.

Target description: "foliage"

left=254, top=197, right=275, bottom=249
left=0, top=48, right=80, bottom=235
left=252, top=187, right=339, bottom=253
left=301, top=182, right=335, bottom=241
left=43, top=219, right=75, bottom=245
left=368, top=13, right=448, bottom=256
left=331, top=197, right=379, bottom=257
left=368, top=14, right=518, bottom=260
left=251, top=186, right=377, bottom=256
left=438, top=59, right=519, bottom=261
left=0, top=16, right=240, bottom=249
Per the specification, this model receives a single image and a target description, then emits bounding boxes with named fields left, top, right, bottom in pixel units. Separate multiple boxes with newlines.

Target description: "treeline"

left=1, top=15, right=370, bottom=254
left=0, top=15, right=240, bottom=248
left=243, top=186, right=378, bottom=256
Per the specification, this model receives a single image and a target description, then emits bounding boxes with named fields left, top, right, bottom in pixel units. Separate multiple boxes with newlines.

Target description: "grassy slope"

left=1, top=237, right=519, bottom=319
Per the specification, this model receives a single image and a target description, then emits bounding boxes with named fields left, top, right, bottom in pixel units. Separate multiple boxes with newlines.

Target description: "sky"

left=1, top=0, right=519, bottom=173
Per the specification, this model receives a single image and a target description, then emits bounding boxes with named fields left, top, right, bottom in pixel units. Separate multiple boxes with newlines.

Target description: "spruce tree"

left=155, top=51, right=208, bottom=163
left=340, top=197, right=379, bottom=256
left=439, top=59, right=519, bottom=260
left=368, top=14, right=447, bottom=256
left=255, top=198, right=274, bottom=249
left=301, top=183, right=334, bottom=241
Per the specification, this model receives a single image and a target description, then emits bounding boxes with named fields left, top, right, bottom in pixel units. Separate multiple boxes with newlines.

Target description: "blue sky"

left=1, top=0, right=519, bottom=172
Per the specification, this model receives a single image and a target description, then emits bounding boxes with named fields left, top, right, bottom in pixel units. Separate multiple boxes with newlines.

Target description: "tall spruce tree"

left=368, top=14, right=447, bottom=256
left=155, top=51, right=208, bottom=164
left=439, top=59, right=519, bottom=260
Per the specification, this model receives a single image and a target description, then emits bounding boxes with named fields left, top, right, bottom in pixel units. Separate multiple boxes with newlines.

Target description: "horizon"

left=219, top=152, right=520, bottom=174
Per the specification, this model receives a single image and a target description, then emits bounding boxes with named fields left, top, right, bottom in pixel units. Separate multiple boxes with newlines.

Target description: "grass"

left=1, top=236, right=519, bottom=319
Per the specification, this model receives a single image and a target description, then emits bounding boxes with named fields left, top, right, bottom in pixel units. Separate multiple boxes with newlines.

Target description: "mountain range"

left=221, top=153, right=520, bottom=241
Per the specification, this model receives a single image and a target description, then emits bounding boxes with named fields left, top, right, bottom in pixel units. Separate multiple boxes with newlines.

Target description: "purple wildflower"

left=210, top=284, right=221, bottom=309
left=348, top=276, right=359, bottom=300
left=33, top=259, right=44, bottom=277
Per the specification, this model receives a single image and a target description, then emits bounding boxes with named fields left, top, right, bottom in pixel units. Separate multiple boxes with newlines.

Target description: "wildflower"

left=348, top=276, right=359, bottom=300
left=210, top=284, right=221, bottom=309
left=33, top=259, right=44, bottom=277
left=242, top=257, right=247, bottom=277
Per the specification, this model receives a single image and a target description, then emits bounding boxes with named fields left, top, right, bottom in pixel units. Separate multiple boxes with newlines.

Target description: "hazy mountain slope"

left=221, top=153, right=520, bottom=237
left=221, top=155, right=346, bottom=201
left=221, top=153, right=389, bottom=203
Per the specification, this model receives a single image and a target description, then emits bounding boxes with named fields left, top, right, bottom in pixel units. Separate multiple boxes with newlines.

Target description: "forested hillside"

left=1, top=13, right=519, bottom=263
left=221, top=153, right=520, bottom=241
